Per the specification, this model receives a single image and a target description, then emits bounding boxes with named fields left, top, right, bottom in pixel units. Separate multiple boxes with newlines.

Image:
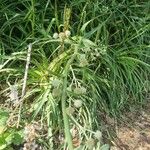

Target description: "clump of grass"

left=0, top=0, right=149, bottom=149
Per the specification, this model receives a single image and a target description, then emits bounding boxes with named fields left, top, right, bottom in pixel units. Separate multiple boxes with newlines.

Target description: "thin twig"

left=17, top=43, right=32, bottom=127
left=21, top=43, right=32, bottom=98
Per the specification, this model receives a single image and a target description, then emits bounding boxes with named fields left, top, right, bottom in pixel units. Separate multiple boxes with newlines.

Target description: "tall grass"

left=0, top=0, right=149, bottom=149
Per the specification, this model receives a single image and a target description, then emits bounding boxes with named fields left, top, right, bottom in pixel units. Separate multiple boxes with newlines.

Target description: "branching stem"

left=61, top=44, right=78, bottom=150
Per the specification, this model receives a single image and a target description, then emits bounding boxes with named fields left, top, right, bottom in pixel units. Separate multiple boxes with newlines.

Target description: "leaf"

left=82, top=38, right=96, bottom=47
left=47, top=18, right=56, bottom=33
left=84, top=24, right=102, bottom=38
left=120, top=56, right=150, bottom=68
left=12, top=132, right=23, bottom=145
left=0, top=110, right=9, bottom=126
left=0, top=127, right=6, bottom=135
left=0, top=145, right=7, bottom=150
left=32, top=87, right=50, bottom=118
left=80, top=20, right=93, bottom=34
left=100, top=144, right=110, bottom=150
left=0, top=68, right=17, bottom=73
left=0, top=136, right=7, bottom=150
left=0, top=118, right=8, bottom=126
left=4, top=133, right=14, bottom=145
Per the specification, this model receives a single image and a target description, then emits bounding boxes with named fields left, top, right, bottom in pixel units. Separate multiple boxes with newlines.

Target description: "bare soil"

left=110, top=102, right=150, bottom=150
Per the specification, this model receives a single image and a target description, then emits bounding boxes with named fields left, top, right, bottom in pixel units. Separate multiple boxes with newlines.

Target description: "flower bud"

left=65, top=30, right=71, bottom=37
left=79, top=54, right=88, bottom=67
left=74, top=100, right=82, bottom=108
left=53, top=33, right=59, bottom=39
left=94, top=130, right=102, bottom=139
left=74, top=86, right=86, bottom=95
left=59, top=32, right=66, bottom=40
left=74, top=87, right=81, bottom=95
left=51, top=79, right=61, bottom=88
left=52, top=88, right=61, bottom=98
left=80, top=86, right=86, bottom=94
left=66, top=107, right=75, bottom=115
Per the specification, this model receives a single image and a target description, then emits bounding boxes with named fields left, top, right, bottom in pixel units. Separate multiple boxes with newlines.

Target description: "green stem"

left=61, top=45, right=78, bottom=150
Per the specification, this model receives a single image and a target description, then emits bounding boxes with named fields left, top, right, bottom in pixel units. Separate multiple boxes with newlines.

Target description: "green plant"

left=0, top=0, right=149, bottom=149
left=0, top=109, right=24, bottom=150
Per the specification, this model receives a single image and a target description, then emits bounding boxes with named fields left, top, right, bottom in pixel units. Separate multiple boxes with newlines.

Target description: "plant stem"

left=61, top=45, right=78, bottom=150
left=17, top=43, right=32, bottom=127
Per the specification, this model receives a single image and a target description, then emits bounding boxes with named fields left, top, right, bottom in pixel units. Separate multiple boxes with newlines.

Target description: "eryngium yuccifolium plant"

left=0, top=0, right=149, bottom=149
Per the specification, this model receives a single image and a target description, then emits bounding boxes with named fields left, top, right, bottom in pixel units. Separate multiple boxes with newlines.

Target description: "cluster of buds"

left=74, top=99, right=82, bottom=108
left=85, top=130, right=102, bottom=149
left=74, top=86, right=86, bottom=95
left=51, top=79, right=61, bottom=88
left=51, top=79, right=62, bottom=98
left=78, top=54, right=88, bottom=67
left=66, top=106, right=75, bottom=115
left=52, top=88, right=61, bottom=98
left=53, top=30, right=71, bottom=40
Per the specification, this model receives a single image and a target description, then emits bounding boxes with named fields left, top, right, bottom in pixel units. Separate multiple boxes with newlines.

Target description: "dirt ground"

left=110, top=102, right=150, bottom=150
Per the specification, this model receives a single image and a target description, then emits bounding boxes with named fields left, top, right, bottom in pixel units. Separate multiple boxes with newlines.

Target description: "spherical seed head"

left=80, top=87, right=86, bottom=94
left=74, top=87, right=86, bottom=95
left=74, top=87, right=81, bottom=95
left=79, top=54, right=88, bottom=67
left=53, top=33, right=59, bottom=39
left=59, top=32, right=66, bottom=40
left=65, top=30, right=71, bottom=37
left=66, top=107, right=75, bottom=115
left=94, top=130, right=102, bottom=139
left=79, top=58, right=88, bottom=67
left=51, top=79, right=61, bottom=88
left=74, top=100, right=82, bottom=108
left=52, top=88, right=61, bottom=98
